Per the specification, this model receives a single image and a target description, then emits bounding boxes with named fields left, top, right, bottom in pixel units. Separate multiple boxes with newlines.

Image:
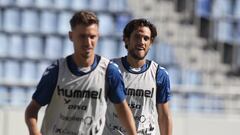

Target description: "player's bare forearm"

left=25, top=100, right=42, bottom=135
left=157, top=103, right=173, bottom=135
left=158, top=115, right=172, bottom=135
left=114, top=100, right=137, bottom=135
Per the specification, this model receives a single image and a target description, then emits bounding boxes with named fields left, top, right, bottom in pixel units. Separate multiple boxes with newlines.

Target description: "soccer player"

left=104, top=19, right=173, bottom=135
left=25, top=10, right=137, bottom=135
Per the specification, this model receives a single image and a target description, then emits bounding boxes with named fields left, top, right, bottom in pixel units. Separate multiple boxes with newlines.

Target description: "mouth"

left=83, top=47, right=93, bottom=51
left=136, top=47, right=145, bottom=51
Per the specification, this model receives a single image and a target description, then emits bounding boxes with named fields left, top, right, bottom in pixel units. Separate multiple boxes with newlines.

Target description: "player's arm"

left=114, top=100, right=137, bottom=135
left=157, top=102, right=172, bottom=135
left=156, top=67, right=173, bottom=135
left=107, top=62, right=137, bottom=135
left=25, top=100, right=42, bottom=135
left=25, top=60, right=59, bottom=135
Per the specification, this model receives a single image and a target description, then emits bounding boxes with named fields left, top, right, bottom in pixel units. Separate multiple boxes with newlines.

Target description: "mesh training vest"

left=41, top=56, right=109, bottom=135
left=104, top=58, right=159, bottom=135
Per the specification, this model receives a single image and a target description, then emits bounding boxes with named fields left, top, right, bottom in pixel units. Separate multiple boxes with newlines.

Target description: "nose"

left=137, top=37, right=145, bottom=46
left=141, top=38, right=145, bottom=44
left=84, top=37, right=92, bottom=47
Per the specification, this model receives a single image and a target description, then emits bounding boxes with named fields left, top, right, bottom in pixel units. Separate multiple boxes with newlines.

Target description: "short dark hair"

left=123, top=18, right=157, bottom=48
left=70, top=10, right=99, bottom=29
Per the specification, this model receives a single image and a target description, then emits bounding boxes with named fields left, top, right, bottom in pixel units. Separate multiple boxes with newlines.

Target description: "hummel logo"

left=57, top=86, right=102, bottom=99
left=64, top=98, right=71, bottom=104
left=149, top=123, right=154, bottom=131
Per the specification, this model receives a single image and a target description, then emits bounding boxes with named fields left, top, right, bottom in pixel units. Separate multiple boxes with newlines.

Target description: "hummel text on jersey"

left=126, top=88, right=154, bottom=98
left=57, top=86, right=102, bottom=99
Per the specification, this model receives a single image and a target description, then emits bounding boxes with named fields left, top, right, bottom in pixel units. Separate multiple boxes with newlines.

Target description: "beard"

left=128, top=49, right=148, bottom=60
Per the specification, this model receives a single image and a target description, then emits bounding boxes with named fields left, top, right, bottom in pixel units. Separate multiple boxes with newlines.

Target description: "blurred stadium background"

left=0, top=0, right=240, bottom=134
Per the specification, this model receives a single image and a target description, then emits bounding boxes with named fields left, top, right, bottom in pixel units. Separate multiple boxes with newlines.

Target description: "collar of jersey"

left=121, top=56, right=151, bottom=74
left=66, top=55, right=100, bottom=76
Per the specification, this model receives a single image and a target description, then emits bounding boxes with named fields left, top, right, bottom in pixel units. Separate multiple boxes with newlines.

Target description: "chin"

left=133, top=55, right=145, bottom=60
left=136, top=54, right=147, bottom=59
left=81, top=53, right=92, bottom=59
left=129, top=50, right=146, bottom=60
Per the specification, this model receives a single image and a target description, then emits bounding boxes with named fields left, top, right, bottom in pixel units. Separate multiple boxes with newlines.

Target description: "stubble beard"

left=128, top=49, right=148, bottom=60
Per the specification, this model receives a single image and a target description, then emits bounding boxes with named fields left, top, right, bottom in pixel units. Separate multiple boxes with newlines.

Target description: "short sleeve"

left=32, top=61, right=59, bottom=106
left=106, top=62, right=126, bottom=103
left=156, top=66, right=171, bottom=104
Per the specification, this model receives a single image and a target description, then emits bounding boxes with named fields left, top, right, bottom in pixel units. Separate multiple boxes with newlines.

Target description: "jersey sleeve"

left=106, top=62, right=126, bottom=104
left=32, top=60, right=59, bottom=106
left=156, top=66, right=171, bottom=104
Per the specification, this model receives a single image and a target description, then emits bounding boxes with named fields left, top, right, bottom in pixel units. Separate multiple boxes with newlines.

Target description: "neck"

left=127, top=55, right=146, bottom=68
left=72, top=54, right=95, bottom=67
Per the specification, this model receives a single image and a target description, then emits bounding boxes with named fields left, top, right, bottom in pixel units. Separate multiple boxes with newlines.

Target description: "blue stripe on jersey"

left=106, top=61, right=126, bottom=103
left=33, top=61, right=59, bottom=106
left=156, top=66, right=171, bottom=103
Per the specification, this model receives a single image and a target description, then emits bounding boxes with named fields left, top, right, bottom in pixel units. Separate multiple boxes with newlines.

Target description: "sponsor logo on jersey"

left=53, top=125, right=78, bottom=135
left=126, top=88, right=154, bottom=98
left=128, top=103, right=142, bottom=109
left=107, top=123, right=126, bottom=133
left=137, top=123, right=155, bottom=134
left=56, top=114, right=103, bottom=135
left=57, top=86, right=102, bottom=99
left=113, top=112, right=146, bottom=123
left=134, top=115, right=146, bottom=123
left=68, top=104, right=87, bottom=110
left=59, top=113, right=93, bottom=125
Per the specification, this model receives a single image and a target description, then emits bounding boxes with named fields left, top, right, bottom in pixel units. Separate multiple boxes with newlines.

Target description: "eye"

left=90, top=35, right=96, bottom=39
left=143, top=36, right=150, bottom=41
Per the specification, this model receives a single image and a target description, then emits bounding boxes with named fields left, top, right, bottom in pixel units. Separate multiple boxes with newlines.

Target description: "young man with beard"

left=104, top=19, right=172, bottom=135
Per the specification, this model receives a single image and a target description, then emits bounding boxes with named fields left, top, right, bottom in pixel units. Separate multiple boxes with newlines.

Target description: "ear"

left=123, top=37, right=129, bottom=49
left=68, top=31, right=73, bottom=41
left=150, top=38, right=154, bottom=45
left=123, top=37, right=130, bottom=45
